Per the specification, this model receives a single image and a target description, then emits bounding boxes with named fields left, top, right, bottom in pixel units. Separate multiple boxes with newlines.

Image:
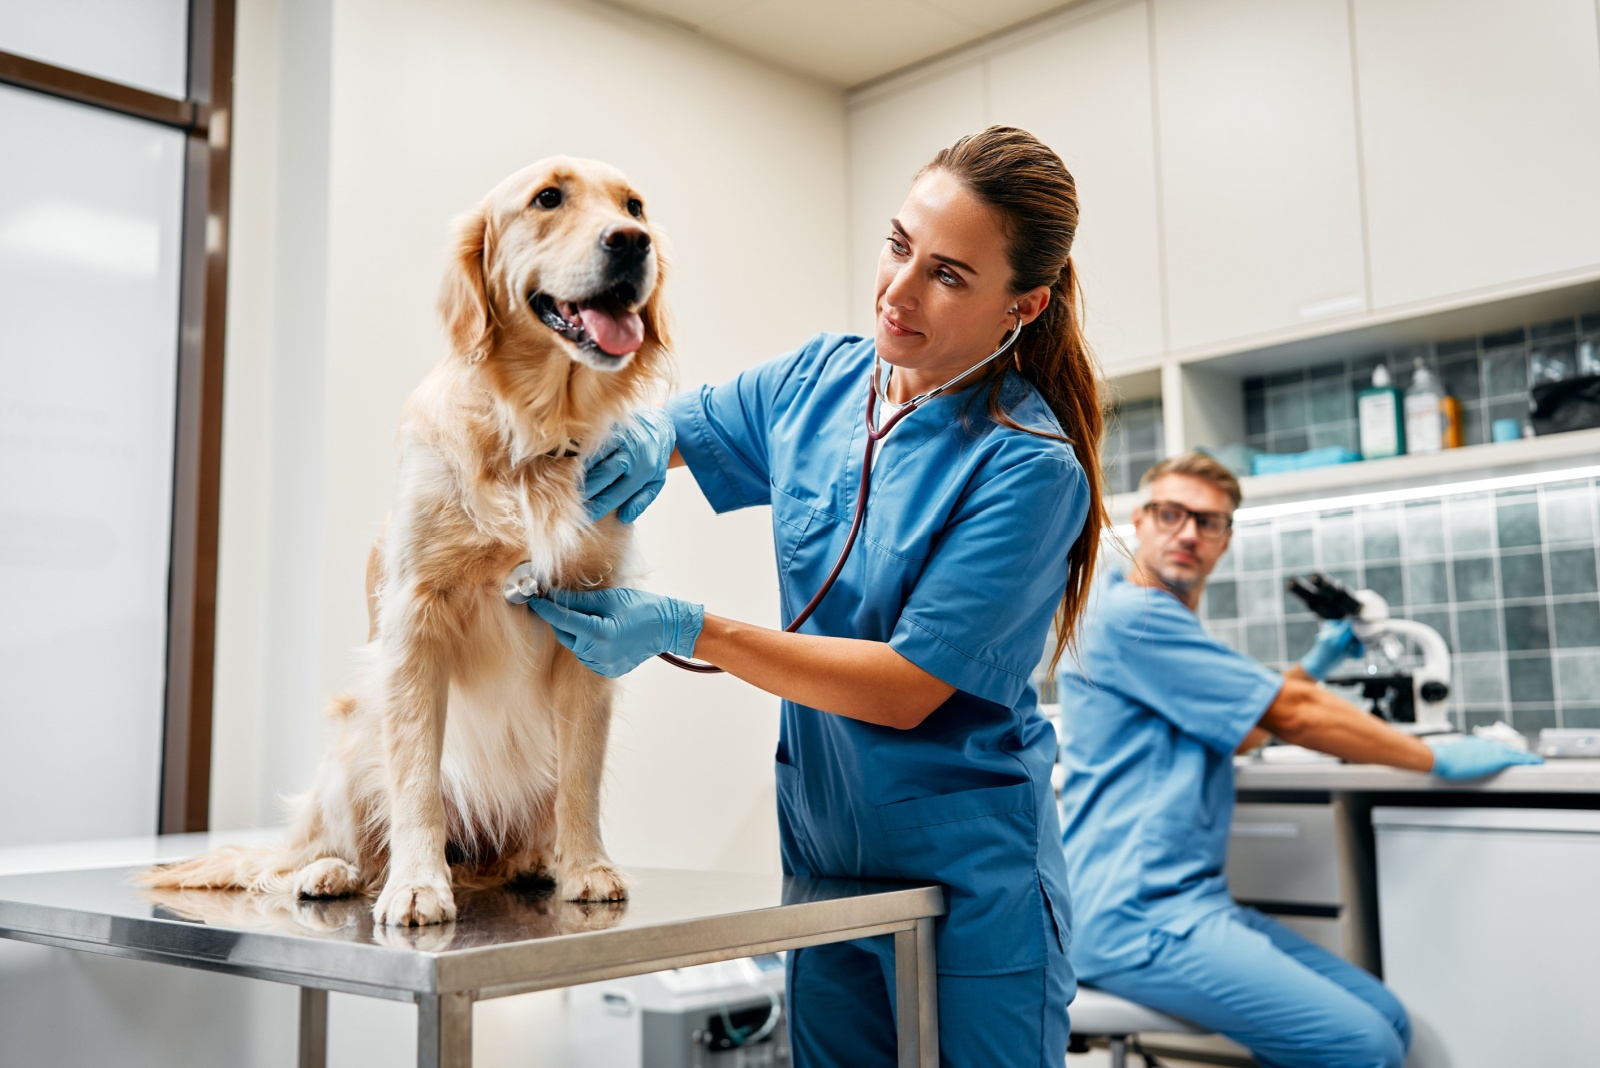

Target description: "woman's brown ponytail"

left=920, top=126, right=1108, bottom=672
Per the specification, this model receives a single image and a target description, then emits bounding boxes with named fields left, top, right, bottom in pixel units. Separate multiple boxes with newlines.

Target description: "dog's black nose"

left=600, top=226, right=651, bottom=260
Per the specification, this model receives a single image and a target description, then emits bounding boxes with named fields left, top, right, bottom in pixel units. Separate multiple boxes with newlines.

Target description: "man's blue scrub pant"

left=1090, top=906, right=1411, bottom=1068
left=786, top=935, right=1072, bottom=1068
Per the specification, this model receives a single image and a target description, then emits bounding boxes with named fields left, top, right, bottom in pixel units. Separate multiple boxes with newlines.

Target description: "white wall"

left=3, top=1, right=849, bottom=1065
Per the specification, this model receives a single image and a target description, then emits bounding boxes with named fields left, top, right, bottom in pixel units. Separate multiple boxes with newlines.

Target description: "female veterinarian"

left=528, top=125, right=1105, bottom=1068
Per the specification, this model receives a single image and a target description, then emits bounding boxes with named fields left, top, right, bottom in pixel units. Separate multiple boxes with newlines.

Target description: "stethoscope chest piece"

left=503, top=561, right=545, bottom=605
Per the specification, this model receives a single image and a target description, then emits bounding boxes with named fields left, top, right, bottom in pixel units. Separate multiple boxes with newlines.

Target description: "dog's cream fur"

left=143, top=158, right=671, bottom=925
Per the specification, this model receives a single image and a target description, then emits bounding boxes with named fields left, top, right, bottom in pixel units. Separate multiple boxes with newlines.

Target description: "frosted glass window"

left=0, top=0, right=189, bottom=98
left=0, top=85, right=186, bottom=846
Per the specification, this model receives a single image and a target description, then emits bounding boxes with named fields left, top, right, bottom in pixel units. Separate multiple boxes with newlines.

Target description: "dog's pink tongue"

left=577, top=305, right=644, bottom=357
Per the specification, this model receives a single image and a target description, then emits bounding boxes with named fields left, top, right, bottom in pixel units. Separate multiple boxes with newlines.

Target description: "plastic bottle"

left=1358, top=363, right=1405, bottom=460
left=1403, top=357, right=1460, bottom=453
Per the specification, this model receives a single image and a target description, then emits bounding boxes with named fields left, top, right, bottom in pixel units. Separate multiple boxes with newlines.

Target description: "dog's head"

left=440, top=157, right=669, bottom=375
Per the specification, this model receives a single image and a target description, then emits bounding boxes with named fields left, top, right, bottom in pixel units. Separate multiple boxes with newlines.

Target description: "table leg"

left=298, top=988, right=327, bottom=1068
left=417, top=991, right=473, bottom=1068
left=894, top=918, right=939, bottom=1068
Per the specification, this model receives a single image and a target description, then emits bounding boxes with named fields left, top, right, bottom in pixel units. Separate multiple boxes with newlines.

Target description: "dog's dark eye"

left=626, top=198, right=644, bottom=219
left=534, top=187, right=562, bottom=209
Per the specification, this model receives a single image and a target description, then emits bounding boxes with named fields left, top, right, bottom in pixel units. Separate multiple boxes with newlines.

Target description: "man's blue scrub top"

left=667, top=333, right=1088, bottom=976
left=1055, top=570, right=1284, bottom=981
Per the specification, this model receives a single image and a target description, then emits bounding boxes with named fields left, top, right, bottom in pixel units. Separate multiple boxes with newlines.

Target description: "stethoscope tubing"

left=658, top=317, right=1024, bottom=674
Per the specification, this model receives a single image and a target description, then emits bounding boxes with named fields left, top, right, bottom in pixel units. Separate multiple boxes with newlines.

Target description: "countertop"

left=1234, top=758, right=1600, bottom=794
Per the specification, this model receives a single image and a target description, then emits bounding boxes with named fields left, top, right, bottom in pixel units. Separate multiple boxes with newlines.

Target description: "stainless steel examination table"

left=0, top=862, right=945, bottom=1067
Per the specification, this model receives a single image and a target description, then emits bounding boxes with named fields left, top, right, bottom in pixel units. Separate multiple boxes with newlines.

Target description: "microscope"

left=1286, top=573, right=1454, bottom=734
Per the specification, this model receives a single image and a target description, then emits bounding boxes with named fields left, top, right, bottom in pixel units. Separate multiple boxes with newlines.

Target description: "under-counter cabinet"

left=1374, top=807, right=1600, bottom=1066
left=989, top=1, right=1166, bottom=371
left=1227, top=799, right=1375, bottom=968
left=1352, top=0, right=1600, bottom=310
left=1152, top=0, right=1368, bottom=353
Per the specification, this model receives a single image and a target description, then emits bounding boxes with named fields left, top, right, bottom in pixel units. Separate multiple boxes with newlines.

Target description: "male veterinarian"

left=1056, top=452, right=1540, bottom=1068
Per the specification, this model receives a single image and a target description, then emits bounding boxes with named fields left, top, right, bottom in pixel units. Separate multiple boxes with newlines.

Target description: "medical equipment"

left=1286, top=573, right=1453, bottom=732
left=565, top=954, right=788, bottom=1068
left=504, top=562, right=546, bottom=604
left=651, top=314, right=1026, bottom=673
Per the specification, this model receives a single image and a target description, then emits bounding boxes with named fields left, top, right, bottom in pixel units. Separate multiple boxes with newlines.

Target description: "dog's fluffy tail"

left=136, top=843, right=302, bottom=893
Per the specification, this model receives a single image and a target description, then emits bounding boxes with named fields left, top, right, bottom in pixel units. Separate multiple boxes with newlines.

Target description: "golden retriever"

left=143, top=157, right=671, bottom=925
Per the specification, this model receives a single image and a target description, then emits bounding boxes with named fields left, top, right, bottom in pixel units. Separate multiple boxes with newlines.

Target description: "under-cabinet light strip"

left=1108, top=463, right=1600, bottom=537
left=1231, top=464, right=1600, bottom=522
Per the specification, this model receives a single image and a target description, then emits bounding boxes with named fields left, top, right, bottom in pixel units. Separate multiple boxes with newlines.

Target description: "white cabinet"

left=846, top=64, right=985, bottom=332
left=1353, top=0, right=1600, bottom=309
left=1152, top=0, right=1368, bottom=353
left=988, top=1, right=1165, bottom=371
left=1374, top=807, right=1600, bottom=1066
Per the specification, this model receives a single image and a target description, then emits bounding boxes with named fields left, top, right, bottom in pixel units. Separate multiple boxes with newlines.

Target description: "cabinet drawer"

left=1227, top=802, right=1343, bottom=907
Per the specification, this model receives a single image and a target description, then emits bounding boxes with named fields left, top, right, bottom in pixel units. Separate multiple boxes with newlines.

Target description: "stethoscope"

left=655, top=309, right=1027, bottom=674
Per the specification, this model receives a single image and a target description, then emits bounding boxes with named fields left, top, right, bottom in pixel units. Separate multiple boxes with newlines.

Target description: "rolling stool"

left=1069, top=985, right=1210, bottom=1067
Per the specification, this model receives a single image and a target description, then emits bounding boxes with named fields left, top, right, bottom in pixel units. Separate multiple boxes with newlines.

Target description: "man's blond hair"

left=1139, top=452, right=1243, bottom=510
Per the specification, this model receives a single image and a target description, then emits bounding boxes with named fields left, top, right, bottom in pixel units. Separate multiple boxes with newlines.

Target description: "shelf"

left=1108, top=426, right=1600, bottom=523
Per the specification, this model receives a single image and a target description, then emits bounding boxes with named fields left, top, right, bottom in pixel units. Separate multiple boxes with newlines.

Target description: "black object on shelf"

left=1530, top=373, right=1600, bottom=435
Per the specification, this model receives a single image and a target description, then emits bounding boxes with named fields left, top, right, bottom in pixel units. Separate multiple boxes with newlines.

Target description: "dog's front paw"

left=373, top=874, right=457, bottom=926
left=558, top=858, right=631, bottom=902
left=294, top=857, right=362, bottom=899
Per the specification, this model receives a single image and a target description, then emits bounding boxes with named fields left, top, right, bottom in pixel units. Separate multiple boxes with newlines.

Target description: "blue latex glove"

left=582, top=408, right=675, bottom=523
left=1299, top=619, right=1363, bottom=681
left=1431, top=736, right=1544, bottom=781
left=527, top=587, right=703, bottom=678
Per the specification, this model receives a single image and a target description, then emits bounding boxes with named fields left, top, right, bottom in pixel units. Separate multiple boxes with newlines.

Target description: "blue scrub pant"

left=1090, top=906, right=1410, bottom=1068
left=786, top=935, right=1072, bottom=1068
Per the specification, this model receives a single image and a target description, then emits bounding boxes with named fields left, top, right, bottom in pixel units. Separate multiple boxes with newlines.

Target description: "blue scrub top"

left=1055, top=570, right=1284, bottom=980
left=667, top=332, right=1089, bottom=977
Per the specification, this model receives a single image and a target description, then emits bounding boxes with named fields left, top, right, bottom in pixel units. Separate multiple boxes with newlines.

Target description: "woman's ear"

left=1013, top=284, right=1051, bottom=328
left=438, top=207, right=493, bottom=363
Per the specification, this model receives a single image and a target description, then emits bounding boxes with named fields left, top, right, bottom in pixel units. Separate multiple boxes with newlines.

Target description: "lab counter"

left=1233, top=756, right=1600, bottom=794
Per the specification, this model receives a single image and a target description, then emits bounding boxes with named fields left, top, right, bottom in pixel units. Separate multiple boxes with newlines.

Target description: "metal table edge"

left=0, top=897, right=439, bottom=995
left=432, top=881, right=946, bottom=994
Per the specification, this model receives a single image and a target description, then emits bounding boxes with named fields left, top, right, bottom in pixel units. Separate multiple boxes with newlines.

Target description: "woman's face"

left=874, top=169, right=1047, bottom=388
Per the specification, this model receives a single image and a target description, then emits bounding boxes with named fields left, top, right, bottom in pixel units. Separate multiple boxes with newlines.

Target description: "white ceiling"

left=607, top=0, right=1078, bottom=88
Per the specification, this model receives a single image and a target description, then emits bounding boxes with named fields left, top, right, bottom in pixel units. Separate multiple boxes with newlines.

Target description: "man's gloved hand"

left=527, top=587, right=703, bottom=678
left=1431, top=736, right=1544, bottom=781
left=1299, top=619, right=1364, bottom=681
left=582, top=408, right=675, bottom=524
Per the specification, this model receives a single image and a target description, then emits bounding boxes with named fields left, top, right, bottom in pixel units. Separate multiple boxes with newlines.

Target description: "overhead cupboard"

left=845, top=0, right=1600, bottom=505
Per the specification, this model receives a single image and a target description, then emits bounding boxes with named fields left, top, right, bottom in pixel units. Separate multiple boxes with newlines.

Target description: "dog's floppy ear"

left=640, top=240, right=672, bottom=355
left=439, top=207, right=494, bottom=363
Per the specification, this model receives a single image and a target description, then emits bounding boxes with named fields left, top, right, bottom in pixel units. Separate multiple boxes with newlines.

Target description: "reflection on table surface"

left=142, top=877, right=627, bottom=953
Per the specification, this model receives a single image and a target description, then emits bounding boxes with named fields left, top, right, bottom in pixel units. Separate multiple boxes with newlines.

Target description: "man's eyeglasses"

left=1142, top=500, right=1234, bottom=540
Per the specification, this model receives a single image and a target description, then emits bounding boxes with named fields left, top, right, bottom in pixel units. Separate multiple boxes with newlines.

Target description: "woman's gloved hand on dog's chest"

left=582, top=407, right=675, bottom=524
left=528, top=587, right=703, bottom=677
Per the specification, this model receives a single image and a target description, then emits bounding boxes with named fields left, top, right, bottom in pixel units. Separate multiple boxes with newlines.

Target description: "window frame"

left=0, top=0, right=235, bottom=834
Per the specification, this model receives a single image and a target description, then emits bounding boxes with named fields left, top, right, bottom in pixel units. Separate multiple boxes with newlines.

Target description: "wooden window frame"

left=0, top=0, right=235, bottom=833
